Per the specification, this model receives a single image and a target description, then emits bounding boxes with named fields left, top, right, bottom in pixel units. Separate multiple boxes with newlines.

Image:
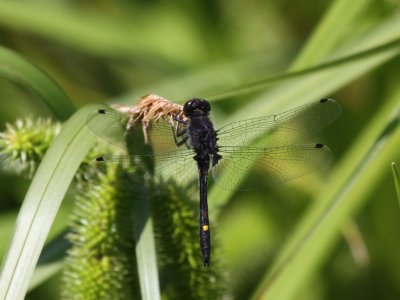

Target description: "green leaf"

left=0, top=212, right=18, bottom=259
left=0, top=46, right=74, bottom=120
left=29, top=231, right=70, bottom=291
left=151, top=184, right=225, bottom=299
left=62, top=179, right=139, bottom=299
left=0, top=104, right=103, bottom=299
left=132, top=188, right=161, bottom=300
left=392, top=162, right=400, bottom=207
left=290, top=0, right=372, bottom=70
left=0, top=1, right=205, bottom=65
left=207, top=37, right=400, bottom=103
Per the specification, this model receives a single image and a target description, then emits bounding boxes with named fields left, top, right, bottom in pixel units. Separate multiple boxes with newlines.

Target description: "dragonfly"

left=86, top=96, right=341, bottom=266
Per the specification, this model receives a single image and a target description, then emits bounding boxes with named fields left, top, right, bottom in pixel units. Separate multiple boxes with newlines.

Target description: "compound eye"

left=183, top=100, right=195, bottom=115
left=201, top=101, right=210, bottom=113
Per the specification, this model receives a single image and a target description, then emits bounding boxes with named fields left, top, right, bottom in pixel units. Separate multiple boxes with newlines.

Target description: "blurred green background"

left=1, top=0, right=400, bottom=299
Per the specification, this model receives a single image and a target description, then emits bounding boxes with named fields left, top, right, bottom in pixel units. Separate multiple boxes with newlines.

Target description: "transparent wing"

left=217, top=99, right=341, bottom=147
left=86, top=106, right=190, bottom=154
left=149, top=118, right=192, bottom=153
left=86, top=148, right=199, bottom=189
left=212, top=143, right=332, bottom=191
left=86, top=107, right=133, bottom=151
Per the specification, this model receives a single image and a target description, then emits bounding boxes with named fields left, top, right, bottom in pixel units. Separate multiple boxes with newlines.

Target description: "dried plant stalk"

left=112, top=94, right=186, bottom=144
left=112, top=94, right=185, bottom=126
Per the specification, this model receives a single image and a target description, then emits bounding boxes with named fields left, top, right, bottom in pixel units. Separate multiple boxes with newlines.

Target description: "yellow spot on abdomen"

left=202, top=225, right=209, bottom=232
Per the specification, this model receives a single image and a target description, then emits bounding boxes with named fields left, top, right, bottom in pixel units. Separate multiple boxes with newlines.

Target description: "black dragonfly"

left=86, top=97, right=341, bottom=266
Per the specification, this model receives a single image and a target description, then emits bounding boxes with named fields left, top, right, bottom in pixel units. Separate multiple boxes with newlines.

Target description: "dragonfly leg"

left=173, top=115, right=188, bottom=125
left=171, top=116, right=191, bottom=147
left=176, top=127, right=187, bottom=137
left=175, top=135, right=189, bottom=146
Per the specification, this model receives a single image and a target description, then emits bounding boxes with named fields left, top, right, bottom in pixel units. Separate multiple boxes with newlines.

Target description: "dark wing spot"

left=319, top=98, right=329, bottom=104
left=315, top=143, right=324, bottom=148
left=98, top=109, right=106, bottom=114
left=96, top=156, right=105, bottom=162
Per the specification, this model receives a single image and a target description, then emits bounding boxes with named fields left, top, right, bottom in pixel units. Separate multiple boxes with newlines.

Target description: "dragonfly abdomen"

left=198, top=171, right=211, bottom=267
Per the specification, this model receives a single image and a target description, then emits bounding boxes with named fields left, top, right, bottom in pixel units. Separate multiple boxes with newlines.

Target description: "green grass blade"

left=291, top=0, right=371, bottom=70
left=109, top=3, right=391, bottom=106
left=0, top=212, right=18, bottom=259
left=208, top=37, right=400, bottom=102
left=0, top=104, right=103, bottom=299
left=0, top=1, right=204, bottom=65
left=210, top=12, right=400, bottom=107
left=0, top=46, right=74, bottom=120
left=392, top=162, right=400, bottom=207
left=252, top=87, right=400, bottom=300
left=29, top=261, right=63, bottom=291
left=133, top=190, right=161, bottom=300
left=28, top=230, right=70, bottom=291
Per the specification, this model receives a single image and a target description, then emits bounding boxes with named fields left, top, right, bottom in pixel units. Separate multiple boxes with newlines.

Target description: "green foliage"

left=63, top=155, right=226, bottom=299
left=0, top=46, right=74, bottom=120
left=62, top=167, right=139, bottom=300
left=0, top=118, right=60, bottom=177
left=0, top=104, right=100, bottom=300
left=1, top=1, right=400, bottom=300
left=392, top=162, right=400, bottom=207
left=152, top=182, right=226, bottom=299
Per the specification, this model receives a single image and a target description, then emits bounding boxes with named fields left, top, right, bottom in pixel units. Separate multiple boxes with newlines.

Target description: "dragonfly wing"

left=152, top=149, right=198, bottom=186
left=86, top=106, right=191, bottom=154
left=86, top=106, right=132, bottom=150
left=86, top=148, right=198, bottom=189
left=212, top=144, right=332, bottom=191
left=85, top=155, right=147, bottom=190
left=217, top=99, right=341, bottom=147
left=148, top=118, right=192, bottom=154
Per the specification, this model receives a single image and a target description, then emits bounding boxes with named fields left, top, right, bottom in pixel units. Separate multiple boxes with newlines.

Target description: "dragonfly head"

left=183, top=98, right=210, bottom=117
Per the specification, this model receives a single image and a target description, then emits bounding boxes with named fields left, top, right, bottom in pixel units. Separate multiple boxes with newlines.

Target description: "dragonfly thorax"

left=187, top=112, right=222, bottom=176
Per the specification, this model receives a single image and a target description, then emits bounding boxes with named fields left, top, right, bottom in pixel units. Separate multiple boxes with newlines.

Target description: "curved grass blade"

left=0, top=46, right=74, bottom=120
left=291, top=0, right=371, bottom=70
left=392, top=162, right=400, bottom=207
left=29, top=230, right=70, bottom=291
left=133, top=189, right=161, bottom=300
left=0, top=212, right=18, bottom=259
left=0, top=103, right=159, bottom=300
left=208, top=37, right=400, bottom=102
